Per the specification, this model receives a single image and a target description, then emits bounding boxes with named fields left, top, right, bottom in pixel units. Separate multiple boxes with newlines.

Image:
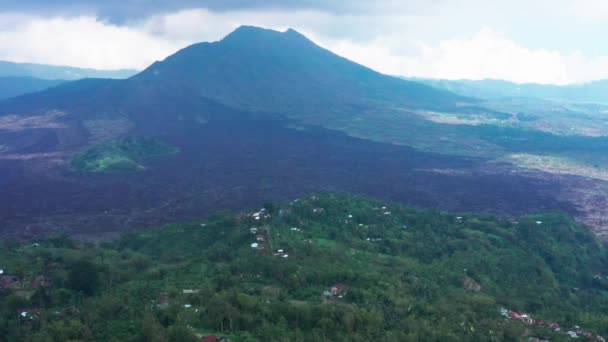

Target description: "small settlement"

left=501, top=308, right=606, bottom=342
left=244, top=208, right=294, bottom=259
left=0, top=271, right=53, bottom=320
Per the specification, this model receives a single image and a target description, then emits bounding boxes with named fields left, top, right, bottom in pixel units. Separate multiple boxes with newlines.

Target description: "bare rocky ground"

left=0, top=113, right=605, bottom=241
left=483, top=162, right=608, bottom=239
left=549, top=177, right=608, bottom=239
left=0, top=151, right=588, bottom=241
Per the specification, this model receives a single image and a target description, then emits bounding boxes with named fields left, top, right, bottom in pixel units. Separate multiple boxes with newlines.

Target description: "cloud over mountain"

left=0, top=1, right=607, bottom=84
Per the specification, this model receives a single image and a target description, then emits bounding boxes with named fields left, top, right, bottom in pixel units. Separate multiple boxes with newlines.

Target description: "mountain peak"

left=224, top=25, right=274, bottom=37
left=134, top=24, right=464, bottom=117
left=283, top=28, right=310, bottom=40
left=221, top=26, right=311, bottom=46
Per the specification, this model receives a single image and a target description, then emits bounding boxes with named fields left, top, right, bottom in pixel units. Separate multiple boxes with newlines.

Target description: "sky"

left=0, top=0, right=607, bottom=84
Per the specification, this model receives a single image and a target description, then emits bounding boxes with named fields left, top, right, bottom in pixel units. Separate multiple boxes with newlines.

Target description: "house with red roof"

left=509, top=311, right=522, bottom=320
left=330, top=284, right=349, bottom=297
left=0, top=275, right=21, bottom=290
left=202, top=335, right=218, bottom=342
left=201, top=336, right=230, bottom=342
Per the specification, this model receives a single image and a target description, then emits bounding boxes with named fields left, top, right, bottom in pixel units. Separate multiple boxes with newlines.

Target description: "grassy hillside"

left=1, top=194, right=606, bottom=341
left=70, top=137, right=178, bottom=172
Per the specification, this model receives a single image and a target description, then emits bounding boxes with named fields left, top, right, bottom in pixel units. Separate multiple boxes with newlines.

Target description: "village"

left=240, top=197, right=608, bottom=341
left=244, top=197, right=408, bottom=260
left=0, top=260, right=54, bottom=321
left=501, top=308, right=606, bottom=341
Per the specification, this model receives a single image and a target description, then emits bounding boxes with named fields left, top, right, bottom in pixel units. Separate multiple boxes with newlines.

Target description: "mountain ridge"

left=0, top=60, right=137, bottom=80
left=0, top=76, right=65, bottom=101
left=406, top=76, right=608, bottom=103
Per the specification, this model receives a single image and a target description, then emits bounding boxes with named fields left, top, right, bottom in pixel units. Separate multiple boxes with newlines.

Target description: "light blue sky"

left=0, top=0, right=606, bottom=84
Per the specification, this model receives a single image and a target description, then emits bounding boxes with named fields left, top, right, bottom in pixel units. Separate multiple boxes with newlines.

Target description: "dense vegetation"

left=1, top=194, right=607, bottom=341
left=70, top=137, right=178, bottom=172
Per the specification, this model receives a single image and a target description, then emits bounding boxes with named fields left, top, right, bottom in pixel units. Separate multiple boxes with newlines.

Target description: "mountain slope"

left=0, top=60, right=137, bottom=80
left=0, top=76, right=65, bottom=100
left=134, top=26, right=469, bottom=119
left=0, top=27, right=467, bottom=122
left=0, top=27, right=480, bottom=154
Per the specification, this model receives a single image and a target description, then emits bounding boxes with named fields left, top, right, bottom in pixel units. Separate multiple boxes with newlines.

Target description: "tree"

left=141, top=313, right=167, bottom=342
left=166, top=326, right=197, bottom=342
left=207, top=296, right=237, bottom=332
left=68, top=259, right=99, bottom=296
left=30, top=287, right=51, bottom=307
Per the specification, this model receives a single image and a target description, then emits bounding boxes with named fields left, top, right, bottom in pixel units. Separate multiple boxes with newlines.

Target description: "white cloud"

left=402, top=28, right=573, bottom=84
left=0, top=9, right=336, bottom=70
left=569, top=0, right=608, bottom=19
left=328, top=28, right=608, bottom=85
left=0, top=14, right=183, bottom=69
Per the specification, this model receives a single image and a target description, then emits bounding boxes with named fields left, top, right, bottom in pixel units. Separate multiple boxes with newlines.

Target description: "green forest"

left=1, top=194, right=607, bottom=341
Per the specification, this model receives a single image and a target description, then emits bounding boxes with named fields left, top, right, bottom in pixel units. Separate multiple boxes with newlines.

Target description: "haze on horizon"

left=0, top=0, right=606, bottom=85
